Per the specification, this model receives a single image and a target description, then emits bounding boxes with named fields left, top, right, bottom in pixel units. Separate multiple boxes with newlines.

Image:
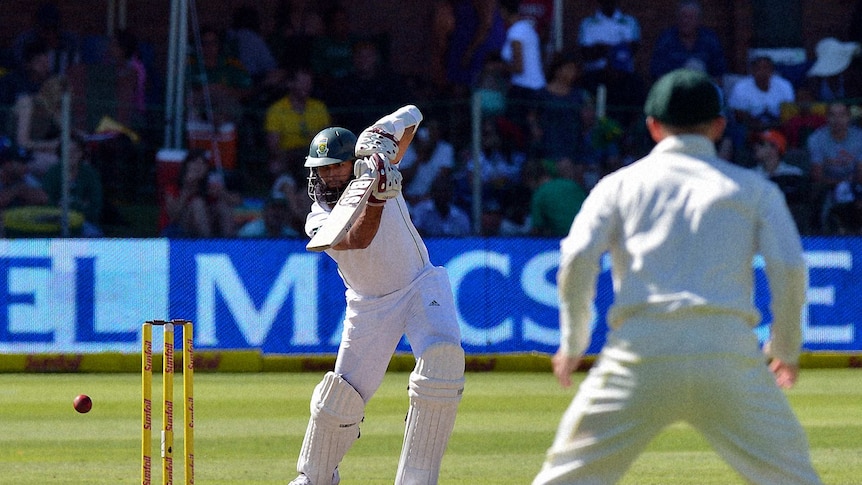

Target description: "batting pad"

left=395, top=342, right=465, bottom=485
left=298, top=372, right=364, bottom=485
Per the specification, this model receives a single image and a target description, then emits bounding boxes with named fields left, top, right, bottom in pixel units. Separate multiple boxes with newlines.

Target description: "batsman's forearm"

left=332, top=205, right=384, bottom=250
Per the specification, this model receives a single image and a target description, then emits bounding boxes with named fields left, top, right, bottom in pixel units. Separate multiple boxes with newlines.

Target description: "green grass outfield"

left=1, top=370, right=860, bottom=484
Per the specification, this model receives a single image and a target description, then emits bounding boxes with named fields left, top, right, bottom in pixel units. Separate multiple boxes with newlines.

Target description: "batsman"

left=288, top=105, right=465, bottom=485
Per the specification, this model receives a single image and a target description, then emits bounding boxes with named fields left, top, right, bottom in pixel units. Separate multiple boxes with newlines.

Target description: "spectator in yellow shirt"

left=265, top=65, right=331, bottom=169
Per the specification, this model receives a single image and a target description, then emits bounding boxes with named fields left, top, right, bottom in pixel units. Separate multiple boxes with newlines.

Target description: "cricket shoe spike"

left=288, top=468, right=340, bottom=485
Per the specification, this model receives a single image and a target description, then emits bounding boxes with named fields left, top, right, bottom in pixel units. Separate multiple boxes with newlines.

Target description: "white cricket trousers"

left=533, top=315, right=823, bottom=485
left=334, top=266, right=462, bottom=402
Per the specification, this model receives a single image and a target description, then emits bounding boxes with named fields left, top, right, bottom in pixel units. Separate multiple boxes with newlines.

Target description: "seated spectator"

left=107, top=29, right=148, bottom=126
left=577, top=0, right=641, bottom=74
left=186, top=26, right=252, bottom=127
left=9, top=75, right=65, bottom=178
left=753, top=129, right=804, bottom=178
left=226, top=5, right=278, bottom=83
left=267, top=0, right=324, bottom=70
left=237, top=197, right=300, bottom=238
left=265, top=65, right=331, bottom=166
left=325, top=40, right=410, bottom=132
left=12, top=2, right=80, bottom=76
left=727, top=56, right=795, bottom=132
left=474, top=54, right=509, bottom=120
left=806, top=101, right=862, bottom=232
left=527, top=157, right=587, bottom=237
left=162, top=149, right=241, bottom=238
left=310, top=3, right=359, bottom=95
left=456, top=116, right=527, bottom=212
left=804, top=37, right=861, bottom=102
left=573, top=93, right=624, bottom=190
left=579, top=44, right=647, bottom=131
left=40, top=136, right=103, bottom=237
left=269, top=149, right=312, bottom=235
left=432, top=0, right=506, bottom=97
left=398, top=120, right=455, bottom=205
left=827, top=162, right=862, bottom=235
left=751, top=129, right=809, bottom=233
left=0, top=137, right=48, bottom=212
left=649, top=0, right=727, bottom=82
left=528, top=53, right=588, bottom=162
left=410, top=174, right=472, bottom=237
left=0, top=39, right=54, bottom=115
left=780, top=86, right=827, bottom=149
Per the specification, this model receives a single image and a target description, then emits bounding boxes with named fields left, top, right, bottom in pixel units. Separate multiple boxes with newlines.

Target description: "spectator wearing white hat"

left=805, top=37, right=862, bottom=102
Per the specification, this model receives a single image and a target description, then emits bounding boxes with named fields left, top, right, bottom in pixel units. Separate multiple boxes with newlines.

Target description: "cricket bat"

left=306, top=106, right=422, bottom=252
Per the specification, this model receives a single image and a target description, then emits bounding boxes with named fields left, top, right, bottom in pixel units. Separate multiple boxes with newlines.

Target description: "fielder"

left=533, top=69, right=823, bottom=485
left=288, top=106, right=465, bottom=485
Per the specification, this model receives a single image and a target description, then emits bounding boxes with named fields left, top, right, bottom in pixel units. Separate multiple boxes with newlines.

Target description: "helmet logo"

left=316, top=137, right=329, bottom=157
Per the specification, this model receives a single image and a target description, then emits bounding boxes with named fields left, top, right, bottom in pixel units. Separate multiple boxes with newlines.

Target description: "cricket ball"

left=73, top=394, right=92, bottom=413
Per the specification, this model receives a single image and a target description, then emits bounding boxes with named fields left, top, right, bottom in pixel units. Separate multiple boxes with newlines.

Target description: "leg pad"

left=297, top=372, right=364, bottom=485
left=395, top=342, right=465, bottom=485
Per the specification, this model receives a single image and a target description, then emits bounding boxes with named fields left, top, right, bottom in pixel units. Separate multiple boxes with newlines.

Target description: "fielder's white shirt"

left=306, top=193, right=431, bottom=297
left=557, top=135, right=807, bottom=363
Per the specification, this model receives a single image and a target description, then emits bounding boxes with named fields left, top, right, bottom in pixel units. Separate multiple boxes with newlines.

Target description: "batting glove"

left=355, top=127, right=399, bottom=162
left=354, top=153, right=402, bottom=205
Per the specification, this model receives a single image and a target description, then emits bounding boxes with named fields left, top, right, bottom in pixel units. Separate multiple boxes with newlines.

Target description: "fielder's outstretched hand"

left=769, top=359, right=799, bottom=389
left=551, top=349, right=581, bottom=388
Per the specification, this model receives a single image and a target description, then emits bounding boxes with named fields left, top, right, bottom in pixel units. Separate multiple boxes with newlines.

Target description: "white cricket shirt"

left=558, top=135, right=808, bottom=363
left=306, top=193, right=431, bottom=297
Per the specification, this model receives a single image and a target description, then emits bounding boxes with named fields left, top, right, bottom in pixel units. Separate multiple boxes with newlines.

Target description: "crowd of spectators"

left=1, top=0, right=861, bottom=239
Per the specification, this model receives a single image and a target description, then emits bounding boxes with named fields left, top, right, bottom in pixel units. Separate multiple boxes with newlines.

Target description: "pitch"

left=0, top=369, right=859, bottom=483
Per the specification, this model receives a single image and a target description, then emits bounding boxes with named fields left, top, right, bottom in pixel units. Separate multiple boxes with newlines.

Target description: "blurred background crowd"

left=0, top=0, right=861, bottom=239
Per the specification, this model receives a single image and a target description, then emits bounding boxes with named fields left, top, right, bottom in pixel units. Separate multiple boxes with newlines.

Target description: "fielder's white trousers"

left=334, top=266, right=462, bottom=402
left=533, top=315, right=823, bottom=485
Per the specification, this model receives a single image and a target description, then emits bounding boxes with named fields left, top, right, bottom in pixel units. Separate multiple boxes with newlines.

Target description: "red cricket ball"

left=73, top=394, right=92, bottom=413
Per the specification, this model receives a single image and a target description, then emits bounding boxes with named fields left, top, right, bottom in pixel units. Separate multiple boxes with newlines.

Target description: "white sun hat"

left=807, top=37, right=861, bottom=77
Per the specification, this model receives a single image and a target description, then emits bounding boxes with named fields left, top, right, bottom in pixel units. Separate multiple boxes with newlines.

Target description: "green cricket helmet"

left=305, top=127, right=357, bottom=167
left=305, top=127, right=358, bottom=206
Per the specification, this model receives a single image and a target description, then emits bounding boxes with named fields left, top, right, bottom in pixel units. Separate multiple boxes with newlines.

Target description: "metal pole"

left=174, top=0, right=189, bottom=149
left=470, top=92, right=483, bottom=235
left=554, top=0, right=564, bottom=53
left=107, top=0, right=116, bottom=38
left=60, top=91, right=72, bottom=237
left=164, top=0, right=180, bottom=148
left=119, top=0, right=127, bottom=30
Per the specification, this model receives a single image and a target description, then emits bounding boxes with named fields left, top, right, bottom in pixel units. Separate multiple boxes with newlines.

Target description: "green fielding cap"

left=644, top=69, right=724, bottom=126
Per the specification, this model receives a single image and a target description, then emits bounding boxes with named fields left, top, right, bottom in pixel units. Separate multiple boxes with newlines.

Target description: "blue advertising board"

left=0, top=237, right=860, bottom=354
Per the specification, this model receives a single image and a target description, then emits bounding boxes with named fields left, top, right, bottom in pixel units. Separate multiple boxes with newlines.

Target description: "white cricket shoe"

left=288, top=468, right=340, bottom=485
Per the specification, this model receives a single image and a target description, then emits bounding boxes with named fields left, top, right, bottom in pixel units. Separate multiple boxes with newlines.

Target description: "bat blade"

left=306, top=174, right=379, bottom=252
